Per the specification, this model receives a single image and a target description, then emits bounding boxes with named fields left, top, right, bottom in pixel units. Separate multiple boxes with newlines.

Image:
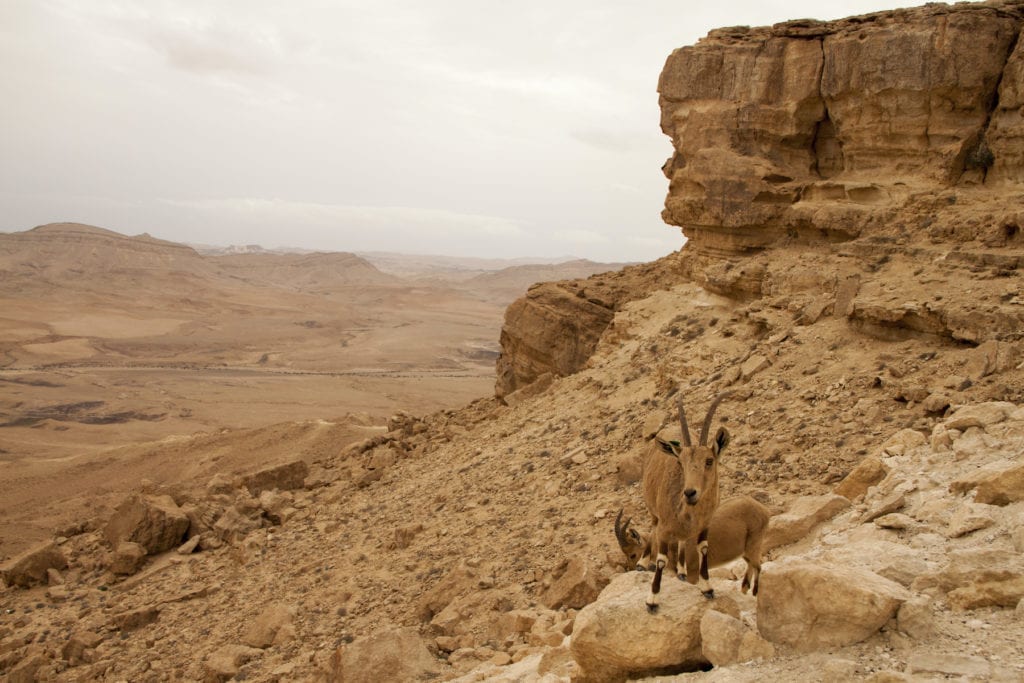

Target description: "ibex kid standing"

left=641, top=391, right=731, bottom=612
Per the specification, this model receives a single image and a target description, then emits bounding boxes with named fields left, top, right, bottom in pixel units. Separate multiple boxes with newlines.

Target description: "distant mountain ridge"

left=0, top=223, right=630, bottom=304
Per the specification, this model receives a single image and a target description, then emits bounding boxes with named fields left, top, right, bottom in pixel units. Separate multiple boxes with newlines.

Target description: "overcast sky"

left=1, top=0, right=940, bottom=262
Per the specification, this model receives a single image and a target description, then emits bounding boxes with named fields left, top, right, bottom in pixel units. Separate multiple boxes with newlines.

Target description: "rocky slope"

left=3, top=2, right=1024, bottom=682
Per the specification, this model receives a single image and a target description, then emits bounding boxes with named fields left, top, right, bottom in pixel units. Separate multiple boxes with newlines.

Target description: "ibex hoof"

left=634, top=565, right=647, bottom=572
left=702, top=589, right=715, bottom=600
left=676, top=573, right=687, bottom=582
left=645, top=602, right=659, bottom=614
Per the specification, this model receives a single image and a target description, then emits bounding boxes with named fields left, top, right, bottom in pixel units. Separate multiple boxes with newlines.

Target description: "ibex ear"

left=712, top=427, right=731, bottom=456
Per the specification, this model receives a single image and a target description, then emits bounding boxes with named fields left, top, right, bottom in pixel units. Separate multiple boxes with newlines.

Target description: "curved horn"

left=677, top=394, right=693, bottom=448
left=614, top=509, right=630, bottom=548
left=699, top=390, right=733, bottom=446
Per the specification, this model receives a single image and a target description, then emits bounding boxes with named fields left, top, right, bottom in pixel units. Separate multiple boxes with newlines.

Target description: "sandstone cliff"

left=496, top=0, right=1024, bottom=396
left=660, top=0, right=1024, bottom=331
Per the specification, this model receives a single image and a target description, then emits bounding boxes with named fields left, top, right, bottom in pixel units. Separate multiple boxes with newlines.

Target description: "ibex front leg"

left=697, top=527, right=713, bottom=599
left=645, top=539, right=670, bottom=613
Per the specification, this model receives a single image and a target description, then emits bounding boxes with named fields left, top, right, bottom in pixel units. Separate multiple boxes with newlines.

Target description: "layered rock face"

left=494, top=256, right=688, bottom=397
left=660, top=1, right=1023, bottom=249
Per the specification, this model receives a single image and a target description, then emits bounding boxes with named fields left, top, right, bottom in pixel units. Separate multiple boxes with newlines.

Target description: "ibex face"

left=654, top=427, right=729, bottom=511
left=614, top=509, right=647, bottom=569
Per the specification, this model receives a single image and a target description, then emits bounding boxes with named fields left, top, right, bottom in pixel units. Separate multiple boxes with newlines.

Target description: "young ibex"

left=615, top=495, right=770, bottom=595
left=641, top=391, right=732, bottom=611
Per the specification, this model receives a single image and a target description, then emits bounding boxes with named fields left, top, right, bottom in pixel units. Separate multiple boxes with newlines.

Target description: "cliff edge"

left=496, top=0, right=1024, bottom=398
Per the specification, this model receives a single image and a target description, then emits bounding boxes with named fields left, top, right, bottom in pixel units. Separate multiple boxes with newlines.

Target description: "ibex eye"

left=705, top=457, right=714, bottom=467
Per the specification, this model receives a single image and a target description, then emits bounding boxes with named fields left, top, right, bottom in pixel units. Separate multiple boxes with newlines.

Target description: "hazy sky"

left=1, top=0, right=939, bottom=261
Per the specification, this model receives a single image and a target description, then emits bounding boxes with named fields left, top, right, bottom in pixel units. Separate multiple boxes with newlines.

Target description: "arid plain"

left=0, top=222, right=622, bottom=557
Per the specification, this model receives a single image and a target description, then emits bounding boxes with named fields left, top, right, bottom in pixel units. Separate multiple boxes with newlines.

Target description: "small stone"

left=908, top=652, right=990, bottom=678
left=109, top=542, right=147, bottom=575
left=111, top=605, right=160, bottom=631
left=874, top=513, right=915, bottom=530
left=177, top=536, right=201, bottom=555
left=243, top=604, right=295, bottom=649
left=861, top=492, right=906, bottom=523
left=203, top=644, right=263, bottom=682
left=835, top=455, right=888, bottom=501
left=741, top=354, right=771, bottom=379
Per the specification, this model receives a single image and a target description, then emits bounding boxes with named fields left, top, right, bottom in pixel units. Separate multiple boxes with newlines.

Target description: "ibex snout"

left=684, top=488, right=699, bottom=505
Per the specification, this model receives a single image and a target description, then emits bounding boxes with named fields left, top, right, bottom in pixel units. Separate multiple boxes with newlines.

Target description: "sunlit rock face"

left=658, top=2, right=1024, bottom=262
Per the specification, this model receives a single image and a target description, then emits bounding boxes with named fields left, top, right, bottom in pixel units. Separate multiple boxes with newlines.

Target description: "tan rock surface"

left=757, top=561, right=911, bottom=650
left=569, top=572, right=739, bottom=682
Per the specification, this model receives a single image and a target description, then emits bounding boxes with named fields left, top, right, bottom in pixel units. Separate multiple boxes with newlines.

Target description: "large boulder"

left=0, top=541, right=68, bottom=588
left=240, top=459, right=309, bottom=496
left=699, top=609, right=775, bottom=667
left=329, top=627, right=445, bottom=683
left=757, top=560, right=910, bottom=651
left=104, top=494, right=190, bottom=554
left=569, top=571, right=740, bottom=682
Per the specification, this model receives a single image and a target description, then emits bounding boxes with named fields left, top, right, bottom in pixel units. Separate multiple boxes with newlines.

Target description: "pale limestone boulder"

left=0, top=540, right=68, bottom=588
left=944, top=402, right=1015, bottom=431
left=542, top=558, right=608, bottom=610
left=104, top=494, right=190, bottom=554
left=329, top=627, right=444, bottom=683
left=243, top=604, right=296, bottom=649
left=109, top=541, right=147, bottom=575
left=912, top=549, right=1024, bottom=595
left=763, top=494, right=850, bottom=551
left=699, top=609, right=775, bottom=667
left=569, top=571, right=739, bottom=682
left=239, top=459, right=308, bottom=496
left=948, top=577, right=1024, bottom=610
left=757, top=561, right=910, bottom=651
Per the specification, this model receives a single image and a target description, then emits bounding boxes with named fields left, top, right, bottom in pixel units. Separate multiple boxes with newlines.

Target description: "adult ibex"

left=615, top=495, right=770, bottom=596
left=641, top=391, right=731, bottom=611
